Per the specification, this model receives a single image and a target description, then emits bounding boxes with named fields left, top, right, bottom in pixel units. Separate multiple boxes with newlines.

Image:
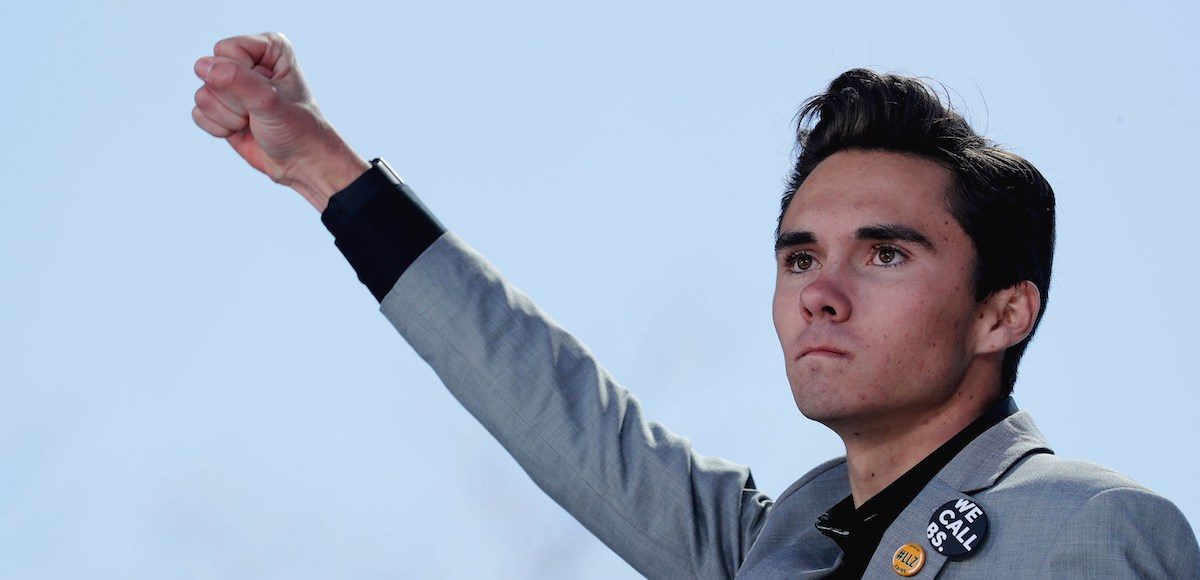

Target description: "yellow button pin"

left=892, top=543, right=926, bottom=576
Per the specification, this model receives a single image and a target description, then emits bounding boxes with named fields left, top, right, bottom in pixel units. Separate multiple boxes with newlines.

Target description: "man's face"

left=772, top=149, right=984, bottom=433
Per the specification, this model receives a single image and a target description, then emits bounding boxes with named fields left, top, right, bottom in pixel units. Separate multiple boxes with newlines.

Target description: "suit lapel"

left=936, top=411, right=1053, bottom=493
left=863, top=478, right=962, bottom=579
left=861, top=410, right=1054, bottom=579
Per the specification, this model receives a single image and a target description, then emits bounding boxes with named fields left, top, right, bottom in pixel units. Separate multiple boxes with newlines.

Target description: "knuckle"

left=255, top=88, right=282, bottom=113
left=264, top=31, right=290, bottom=46
left=213, top=35, right=259, bottom=65
left=208, top=61, right=236, bottom=88
left=192, top=108, right=231, bottom=137
left=212, top=36, right=235, bottom=54
left=216, top=115, right=246, bottom=133
left=194, top=86, right=221, bottom=110
left=214, top=34, right=249, bottom=51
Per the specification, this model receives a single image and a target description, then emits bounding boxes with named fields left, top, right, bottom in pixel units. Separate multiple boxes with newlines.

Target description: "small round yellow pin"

left=892, top=543, right=926, bottom=576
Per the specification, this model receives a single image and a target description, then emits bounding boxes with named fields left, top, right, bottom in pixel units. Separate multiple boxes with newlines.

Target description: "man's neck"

left=836, top=388, right=1000, bottom=508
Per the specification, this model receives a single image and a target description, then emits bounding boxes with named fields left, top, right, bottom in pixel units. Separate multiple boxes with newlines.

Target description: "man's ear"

left=975, top=281, right=1041, bottom=355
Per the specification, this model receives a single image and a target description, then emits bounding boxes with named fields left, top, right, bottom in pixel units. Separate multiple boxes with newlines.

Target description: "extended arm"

left=376, top=225, right=771, bottom=578
left=192, top=33, right=773, bottom=578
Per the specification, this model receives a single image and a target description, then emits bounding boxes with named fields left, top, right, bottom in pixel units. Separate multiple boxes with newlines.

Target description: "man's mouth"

left=799, top=346, right=852, bottom=359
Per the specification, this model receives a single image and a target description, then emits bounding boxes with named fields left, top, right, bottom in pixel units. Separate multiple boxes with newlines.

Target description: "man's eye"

left=871, top=245, right=906, bottom=267
left=786, top=252, right=819, bottom=273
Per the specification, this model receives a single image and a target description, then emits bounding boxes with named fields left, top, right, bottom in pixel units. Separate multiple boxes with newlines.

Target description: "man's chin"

left=794, top=404, right=853, bottom=425
left=788, top=376, right=855, bottom=421
left=791, top=395, right=851, bottom=424
left=790, top=388, right=891, bottom=429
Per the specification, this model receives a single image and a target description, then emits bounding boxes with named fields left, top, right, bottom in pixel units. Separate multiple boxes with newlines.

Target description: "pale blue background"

left=2, top=1, right=1197, bottom=578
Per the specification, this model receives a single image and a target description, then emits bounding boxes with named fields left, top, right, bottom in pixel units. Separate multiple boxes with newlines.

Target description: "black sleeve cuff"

left=320, top=158, right=446, bottom=303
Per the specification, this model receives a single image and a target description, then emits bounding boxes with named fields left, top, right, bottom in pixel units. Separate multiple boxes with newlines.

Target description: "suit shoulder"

left=1005, top=453, right=1144, bottom=488
left=994, top=452, right=1165, bottom=505
left=984, top=454, right=1200, bottom=576
left=1028, top=461, right=1200, bottom=576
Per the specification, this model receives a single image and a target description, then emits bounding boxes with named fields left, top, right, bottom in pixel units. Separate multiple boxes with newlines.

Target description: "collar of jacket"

left=857, top=410, right=1054, bottom=580
left=935, top=410, right=1054, bottom=494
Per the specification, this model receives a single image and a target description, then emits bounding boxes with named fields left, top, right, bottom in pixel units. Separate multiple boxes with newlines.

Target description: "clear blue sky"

left=2, top=1, right=1198, bottom=578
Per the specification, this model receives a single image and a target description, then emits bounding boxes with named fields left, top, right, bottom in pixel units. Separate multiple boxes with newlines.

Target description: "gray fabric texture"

left=379, top=232, right=1200, bottom=579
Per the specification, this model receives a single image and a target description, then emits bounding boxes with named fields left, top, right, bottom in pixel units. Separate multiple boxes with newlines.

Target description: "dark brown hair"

left=779, top=69, right=1056, bottom=394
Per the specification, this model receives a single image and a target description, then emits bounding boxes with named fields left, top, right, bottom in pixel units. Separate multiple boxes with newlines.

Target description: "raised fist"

left=192, top=32, right=368, bottom=211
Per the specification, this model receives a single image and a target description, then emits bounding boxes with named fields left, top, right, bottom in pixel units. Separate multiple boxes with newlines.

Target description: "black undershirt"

left=817, top=397, right=1018, bottom=578
left=320, top=159, right=445, bottom=303
left=320, top=159, right=1020, bottom=578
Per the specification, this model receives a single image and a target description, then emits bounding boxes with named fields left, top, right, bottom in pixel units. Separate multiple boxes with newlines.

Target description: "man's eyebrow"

left=856, top=223, right=937, bottom=252
left=774, top=230, right=817, bottom=252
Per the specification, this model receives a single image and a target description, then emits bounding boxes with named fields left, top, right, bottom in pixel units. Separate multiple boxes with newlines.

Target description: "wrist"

left=289, top=138, right=371, bottom=213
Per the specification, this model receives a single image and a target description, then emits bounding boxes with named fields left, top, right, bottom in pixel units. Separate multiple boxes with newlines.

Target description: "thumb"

left=202, top=55, right=279, bottom=117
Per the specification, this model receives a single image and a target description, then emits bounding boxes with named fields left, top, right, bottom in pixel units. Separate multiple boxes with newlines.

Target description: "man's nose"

left=799, top=271, right=852, bottom=323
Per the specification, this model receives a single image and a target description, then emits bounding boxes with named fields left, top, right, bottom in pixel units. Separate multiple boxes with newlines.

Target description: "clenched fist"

left=192, top=32, right=369, bottom=212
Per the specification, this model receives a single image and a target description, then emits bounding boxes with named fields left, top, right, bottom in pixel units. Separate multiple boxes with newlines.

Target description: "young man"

left=192, top=32, right=1199, bottom=578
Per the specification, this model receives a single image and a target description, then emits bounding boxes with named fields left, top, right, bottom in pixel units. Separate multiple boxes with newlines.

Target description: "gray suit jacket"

left=379, top=232, right=1200, bottom=578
